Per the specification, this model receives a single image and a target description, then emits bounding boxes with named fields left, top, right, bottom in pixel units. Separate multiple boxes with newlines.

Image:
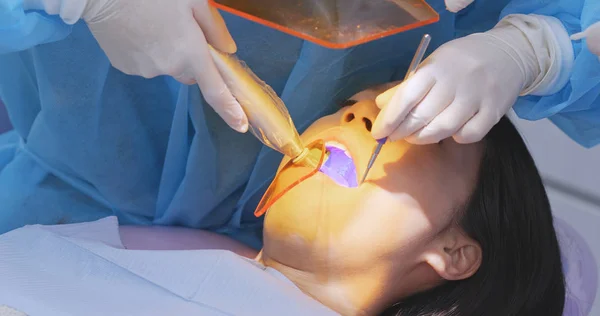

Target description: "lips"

left=319, top=141, right=358, bottom=188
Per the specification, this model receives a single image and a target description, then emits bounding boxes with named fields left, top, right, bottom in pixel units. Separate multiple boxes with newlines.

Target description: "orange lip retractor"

left=254, top=139, right=328, bottom=217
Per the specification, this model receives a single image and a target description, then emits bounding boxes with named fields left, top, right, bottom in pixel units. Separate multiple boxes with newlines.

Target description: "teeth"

left=325, top=141, right=346, bottom=150
left=325, top=141, right=351, bottom=158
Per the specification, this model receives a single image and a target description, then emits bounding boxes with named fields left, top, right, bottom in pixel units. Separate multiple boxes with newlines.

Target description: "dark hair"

left=381, top=116, right=565, bottom=316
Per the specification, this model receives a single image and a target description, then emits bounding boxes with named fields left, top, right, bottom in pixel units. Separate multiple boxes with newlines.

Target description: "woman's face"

left=262, top=88, right=483, bottom=288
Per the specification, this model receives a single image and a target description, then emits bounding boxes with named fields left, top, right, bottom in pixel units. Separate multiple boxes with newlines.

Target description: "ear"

left=422, top=228, right=482, bottom=281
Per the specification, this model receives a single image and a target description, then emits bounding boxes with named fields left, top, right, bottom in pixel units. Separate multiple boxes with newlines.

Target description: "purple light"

left=319, top=146, right=358, bottom=188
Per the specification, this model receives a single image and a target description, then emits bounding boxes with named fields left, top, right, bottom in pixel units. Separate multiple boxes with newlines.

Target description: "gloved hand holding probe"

left=372, top=14, right=574, bottom=145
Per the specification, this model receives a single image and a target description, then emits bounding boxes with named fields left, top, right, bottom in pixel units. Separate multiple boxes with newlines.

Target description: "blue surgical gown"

left=500, top=0, right=600, bottom=148
left=0, top=0, right=594, bottom=248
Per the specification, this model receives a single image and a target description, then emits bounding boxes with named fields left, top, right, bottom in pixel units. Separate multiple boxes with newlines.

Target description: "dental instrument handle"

left=361, top=34, right=431, bottom=183
left=404, top=34, right=431, bottom=80
left=360, top=138, right=386, bottom=183
left=207, top=45, right=316, bottom=167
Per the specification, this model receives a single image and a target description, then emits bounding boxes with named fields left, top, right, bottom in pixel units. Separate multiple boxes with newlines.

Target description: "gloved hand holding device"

left=372, top=14, right=573, bottom=144
left=23, top=0, right=249, bottom=133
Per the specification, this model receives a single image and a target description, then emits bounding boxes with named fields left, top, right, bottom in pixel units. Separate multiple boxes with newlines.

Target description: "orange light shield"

left=254, top=139, right=328, bottom=217
left=210, top=0, right=439, bottom=49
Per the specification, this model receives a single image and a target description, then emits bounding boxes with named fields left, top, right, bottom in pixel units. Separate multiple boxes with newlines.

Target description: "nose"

left=340, top=100, right=379, bottom=132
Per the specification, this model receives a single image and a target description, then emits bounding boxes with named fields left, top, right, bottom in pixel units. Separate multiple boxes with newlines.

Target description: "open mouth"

left=319, top=141, right=358, bottom=188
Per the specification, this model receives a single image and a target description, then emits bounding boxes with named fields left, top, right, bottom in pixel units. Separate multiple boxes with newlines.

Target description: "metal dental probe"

left=360, top=34, right=431, bottom=184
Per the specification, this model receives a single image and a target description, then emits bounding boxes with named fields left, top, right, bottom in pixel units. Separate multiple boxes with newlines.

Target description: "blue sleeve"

left=501, top=0, right=600, bottom=148
left=0, top=0, right=72, bottom=53
left=453, top=0, right=512, bottom=37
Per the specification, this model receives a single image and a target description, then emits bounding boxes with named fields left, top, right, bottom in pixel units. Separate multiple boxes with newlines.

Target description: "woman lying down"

left=0, top=85, right=565, bottom=316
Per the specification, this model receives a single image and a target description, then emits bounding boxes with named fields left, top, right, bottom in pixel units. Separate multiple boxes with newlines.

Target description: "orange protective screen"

left=210, top=0, right=439, bottom=49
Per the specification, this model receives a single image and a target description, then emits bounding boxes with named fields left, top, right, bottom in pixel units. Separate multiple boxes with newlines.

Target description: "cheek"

left=337, top=191, right=439, bottom=261
left=376, top=157, right=462, bottom=226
